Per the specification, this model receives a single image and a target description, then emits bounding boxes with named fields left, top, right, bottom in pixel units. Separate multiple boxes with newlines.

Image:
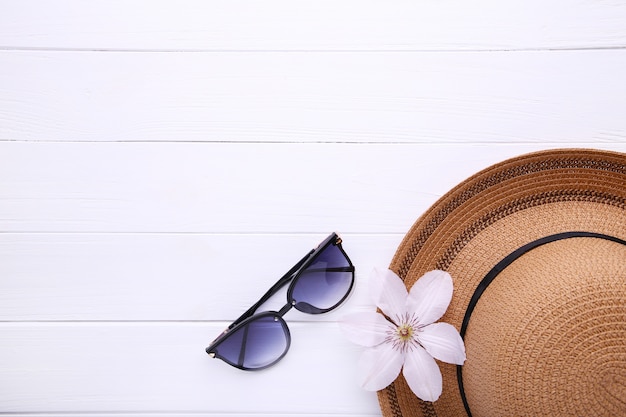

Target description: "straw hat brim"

left=378, top=148, right=626, bottom=417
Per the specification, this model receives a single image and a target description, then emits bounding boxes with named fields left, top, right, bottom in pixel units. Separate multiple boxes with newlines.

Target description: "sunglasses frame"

left=206, top=232, right=355, bottom=370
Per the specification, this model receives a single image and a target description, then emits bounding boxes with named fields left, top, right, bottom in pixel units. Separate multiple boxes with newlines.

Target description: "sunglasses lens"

left=211, top=313, right=289, bottom=370
left=290, top=242, right=354, bottom=313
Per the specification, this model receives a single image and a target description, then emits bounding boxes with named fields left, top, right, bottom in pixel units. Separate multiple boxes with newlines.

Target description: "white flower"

left=340, top=268, right=466, bottom=402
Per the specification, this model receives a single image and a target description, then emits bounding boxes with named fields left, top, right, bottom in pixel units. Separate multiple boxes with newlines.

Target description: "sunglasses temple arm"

left=228, top=249, right=315, bottom=329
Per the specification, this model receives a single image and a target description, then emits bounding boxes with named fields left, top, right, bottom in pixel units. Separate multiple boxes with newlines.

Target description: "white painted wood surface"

left=1, top=1, right=625, bottom=416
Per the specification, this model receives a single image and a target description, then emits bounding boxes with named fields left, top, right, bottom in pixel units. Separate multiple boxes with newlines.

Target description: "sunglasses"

left=206, top=232, right=355, bottom=370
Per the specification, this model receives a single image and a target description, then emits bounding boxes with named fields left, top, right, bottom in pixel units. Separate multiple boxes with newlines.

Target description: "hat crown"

left=464, top=236, right=626, bottom=417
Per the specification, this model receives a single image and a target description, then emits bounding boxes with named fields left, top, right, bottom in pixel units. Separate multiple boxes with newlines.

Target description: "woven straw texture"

left=377, top=148, right=626, bottom=417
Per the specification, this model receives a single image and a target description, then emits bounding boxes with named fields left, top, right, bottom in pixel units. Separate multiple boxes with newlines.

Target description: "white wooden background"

left=1, top=1, right=626, bottom=416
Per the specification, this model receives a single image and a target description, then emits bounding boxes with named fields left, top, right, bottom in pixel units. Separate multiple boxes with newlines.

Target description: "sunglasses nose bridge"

left=278, top=300, right=295, bottom=317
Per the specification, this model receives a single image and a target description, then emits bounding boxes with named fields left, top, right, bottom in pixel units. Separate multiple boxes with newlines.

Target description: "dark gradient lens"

left=290, top=242, right=354, bottom=313
left=211, top=313, right=290, bottom=370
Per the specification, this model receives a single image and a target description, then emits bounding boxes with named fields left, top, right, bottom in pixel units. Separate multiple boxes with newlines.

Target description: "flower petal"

left=406, top=270, right=453, bottom=325
left=370, top=267, right=408, bottom=323
left=403, top=345, right=443, bottom=402
left=357, top=343, right=404, bottom=391
left=418, top=322, right=466, bottom=365
left=339, top=312, right=394, bottom=347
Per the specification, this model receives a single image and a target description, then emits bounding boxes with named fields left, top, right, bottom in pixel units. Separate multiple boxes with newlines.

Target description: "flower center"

left=384, top=313, right=423, bottom=353
left=397, top=324, right=414, bottom=342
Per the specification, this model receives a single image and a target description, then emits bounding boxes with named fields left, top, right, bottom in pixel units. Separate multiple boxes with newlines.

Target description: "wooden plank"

left=2, top=142, right=625, bottom=234
left=2, top=50, right=626, bottom=143
left=0, top=0, right=625, bottom=51
left=0, top=415, right=379, bottom=417
left=0, top=322, right=380, bottom=414
left=0, top=233, right=397, bottom=321
left=0, top=415, right=380, bottom=417
left=0, top=414, right=377, bottom=417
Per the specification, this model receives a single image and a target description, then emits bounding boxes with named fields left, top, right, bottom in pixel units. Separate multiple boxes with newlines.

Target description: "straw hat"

left=378, top=148, right=626, bottom=417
